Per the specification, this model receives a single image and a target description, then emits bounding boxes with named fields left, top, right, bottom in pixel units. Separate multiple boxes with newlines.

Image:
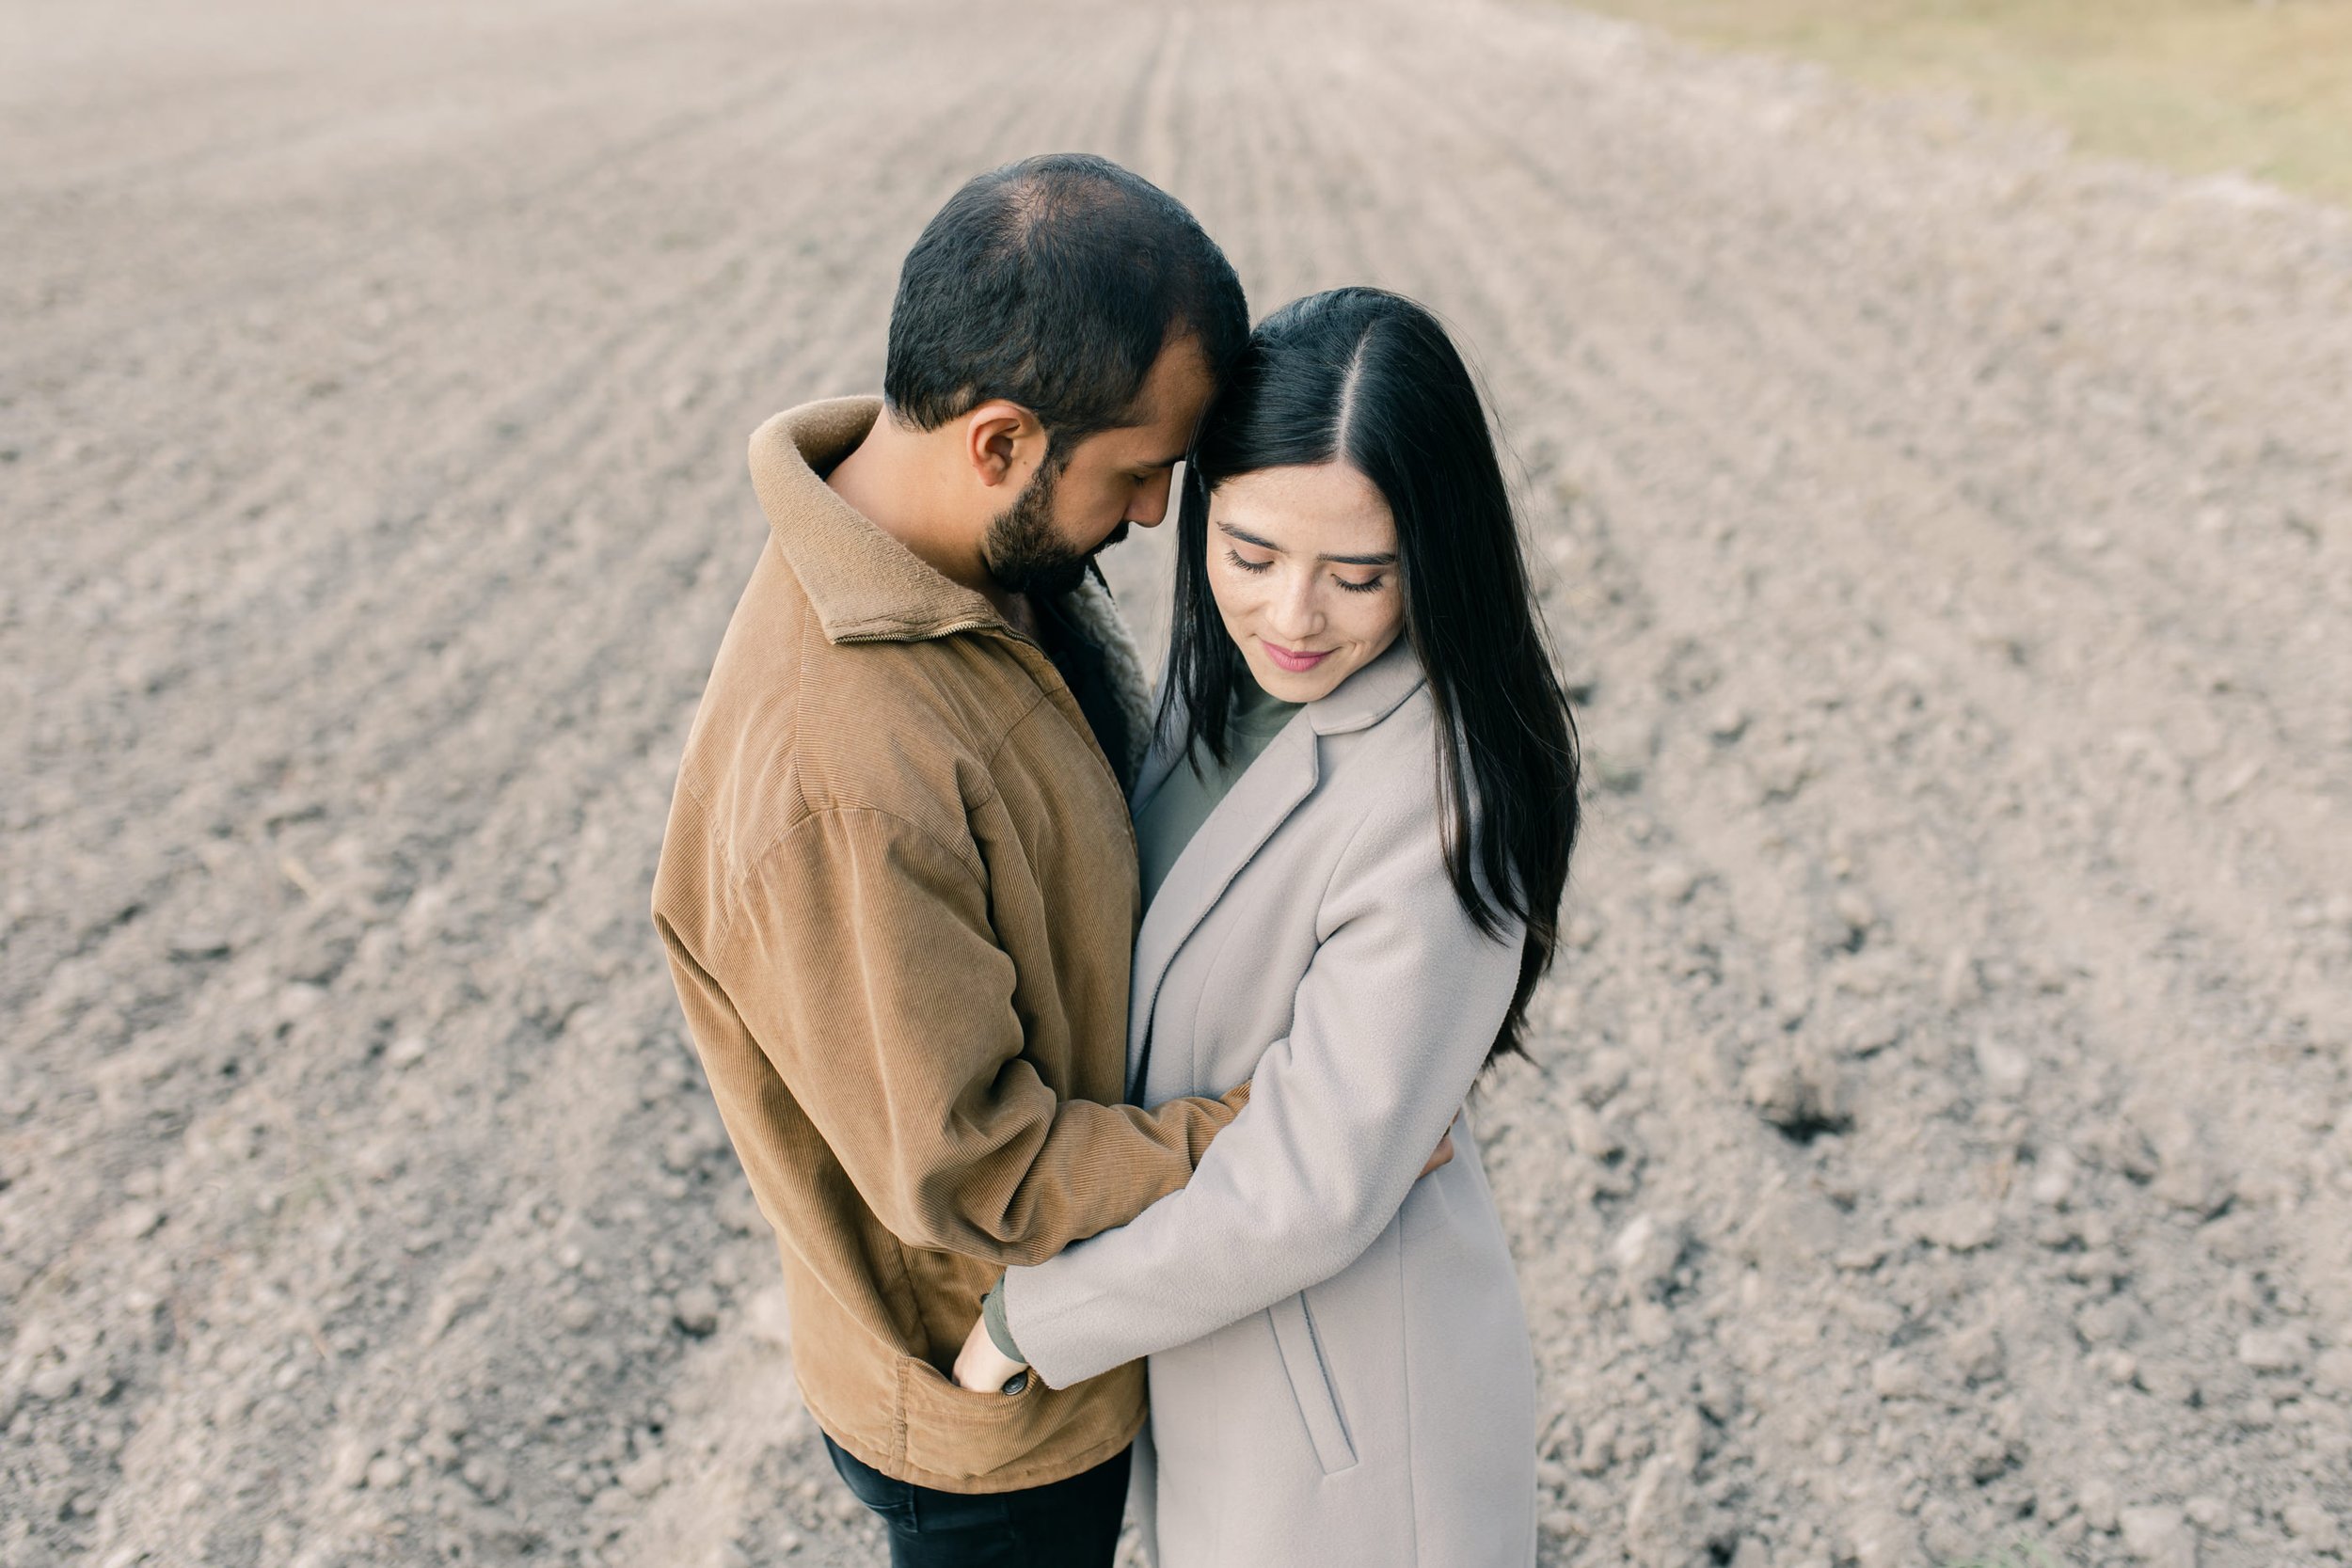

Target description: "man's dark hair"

left=883, top=153, right=1248, bottom=453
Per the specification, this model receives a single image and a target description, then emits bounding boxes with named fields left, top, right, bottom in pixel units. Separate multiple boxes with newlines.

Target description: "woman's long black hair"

left=1163, top=287, right=1582, bottom=1067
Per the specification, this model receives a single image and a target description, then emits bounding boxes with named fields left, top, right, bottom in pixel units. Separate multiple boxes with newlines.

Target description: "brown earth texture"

left=5, top=1, right=2351, bottom=1564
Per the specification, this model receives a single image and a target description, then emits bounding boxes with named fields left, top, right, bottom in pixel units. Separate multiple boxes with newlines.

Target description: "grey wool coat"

left=999, top=638, right=1539, bottom=1567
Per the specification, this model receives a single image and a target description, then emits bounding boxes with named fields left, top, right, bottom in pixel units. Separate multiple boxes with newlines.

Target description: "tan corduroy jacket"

left=652, top=397, right=1248, bottom=1494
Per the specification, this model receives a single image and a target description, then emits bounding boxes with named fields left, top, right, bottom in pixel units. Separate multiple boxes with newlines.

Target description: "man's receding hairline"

left=886, top=327, right=1207, bottom=444
left=1126, top=326, right=1212, bottom=416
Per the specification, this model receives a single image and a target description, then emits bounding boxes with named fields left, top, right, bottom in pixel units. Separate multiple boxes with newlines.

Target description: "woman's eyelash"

left=1232, top=554, right=1374, bottom=596
left=1224, top=547, right=1385, bottom=594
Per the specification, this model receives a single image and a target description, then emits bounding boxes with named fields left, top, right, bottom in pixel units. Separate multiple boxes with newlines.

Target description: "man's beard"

left=980, top=460, right=1126, bottom=600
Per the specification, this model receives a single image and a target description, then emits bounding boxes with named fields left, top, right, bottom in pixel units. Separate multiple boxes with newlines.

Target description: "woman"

left=955, top=288, right=1581, bottom=1565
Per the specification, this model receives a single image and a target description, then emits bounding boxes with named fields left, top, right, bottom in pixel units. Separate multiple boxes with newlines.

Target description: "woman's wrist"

left=982, top=1277, right=1027, bottom=1365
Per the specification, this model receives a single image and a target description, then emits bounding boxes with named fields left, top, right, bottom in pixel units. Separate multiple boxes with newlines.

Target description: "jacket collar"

left=747, top=396, right=1006, bottom=645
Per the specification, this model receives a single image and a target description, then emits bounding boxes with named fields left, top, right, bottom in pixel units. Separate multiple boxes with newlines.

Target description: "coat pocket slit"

left=1267, top=1291, right=1358, bottom=1475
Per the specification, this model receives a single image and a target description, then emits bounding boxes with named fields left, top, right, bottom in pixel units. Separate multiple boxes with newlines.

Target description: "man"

left=651, top=154, right=1252, bottom=1564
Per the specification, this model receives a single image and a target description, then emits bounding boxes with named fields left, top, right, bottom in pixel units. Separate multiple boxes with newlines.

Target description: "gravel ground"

left=4, top=2, right=2349, bottom=1565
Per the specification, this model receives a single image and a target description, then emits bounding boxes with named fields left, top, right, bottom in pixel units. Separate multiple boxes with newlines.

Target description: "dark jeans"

left=821, top=1431, right=1131, bottom=1568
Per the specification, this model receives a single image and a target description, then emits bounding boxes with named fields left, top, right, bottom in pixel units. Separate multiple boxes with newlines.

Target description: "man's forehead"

left=1072, top=339, right=1214, bottom=464
left=1142, top=336, right=1216, bottom=410
left=1091, top=417, right=1190, bottom=467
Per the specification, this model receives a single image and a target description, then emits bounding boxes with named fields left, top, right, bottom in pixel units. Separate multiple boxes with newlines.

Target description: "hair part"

left=882, top=153, right=1248, bottom=456
left=1164, top=287, right=1583, bottom=1067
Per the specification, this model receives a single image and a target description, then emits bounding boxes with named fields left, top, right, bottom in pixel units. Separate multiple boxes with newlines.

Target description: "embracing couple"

left=652, top=153, right=1581, bottom=1566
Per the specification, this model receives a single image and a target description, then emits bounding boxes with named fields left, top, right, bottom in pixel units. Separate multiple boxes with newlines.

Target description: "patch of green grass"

left=1563, top=0, right=2352, bottom=205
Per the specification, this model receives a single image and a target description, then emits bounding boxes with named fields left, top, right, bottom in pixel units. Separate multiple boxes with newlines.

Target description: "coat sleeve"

left=996, top=793, right=1524, bottom=1388
left=707, top=804, right=1249, bottom=1267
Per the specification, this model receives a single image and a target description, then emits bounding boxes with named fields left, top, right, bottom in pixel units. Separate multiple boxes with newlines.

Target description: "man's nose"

left=1126, top=469, right=1175, bottom=527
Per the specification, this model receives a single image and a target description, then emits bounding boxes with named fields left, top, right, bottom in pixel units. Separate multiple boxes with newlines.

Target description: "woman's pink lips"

left=1262, top=641, right=1332, bottom=673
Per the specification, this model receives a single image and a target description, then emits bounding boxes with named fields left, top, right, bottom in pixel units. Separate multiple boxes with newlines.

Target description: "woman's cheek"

left=1209, top=559, right=1263, bottom=626
left=1356, top=592, right=1406, bottom=656
left=1206, top=559, right=1252, bottom=635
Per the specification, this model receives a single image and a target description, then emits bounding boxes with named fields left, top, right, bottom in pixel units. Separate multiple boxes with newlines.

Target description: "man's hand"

left=1419, top=1130, right=1456, bottom=1180
left=953, top=1312, right=1030, bottom=1394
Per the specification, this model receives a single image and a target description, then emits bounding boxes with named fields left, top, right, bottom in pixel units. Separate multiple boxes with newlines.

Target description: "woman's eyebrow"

left=1217, top=519, right=1397, bottom=567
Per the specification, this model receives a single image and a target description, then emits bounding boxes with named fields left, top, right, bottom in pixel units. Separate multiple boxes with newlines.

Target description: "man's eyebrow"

left=1216, top=520, right=1399, bottom=567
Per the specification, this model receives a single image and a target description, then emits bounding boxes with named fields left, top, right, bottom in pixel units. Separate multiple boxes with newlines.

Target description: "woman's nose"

left=1266, top=570, right=1325, bottom=639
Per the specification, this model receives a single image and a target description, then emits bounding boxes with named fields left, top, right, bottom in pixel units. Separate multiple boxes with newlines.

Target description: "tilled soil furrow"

left=0, top=8, right=912, bottom=365
left=0, top=196, right=951, bottom=1317
left=3, top=31, right=1095, bottom=1563
left=1366, top=13, right=2352, bottom=1260
left=5, top=3, right=2348, bottom=1566
left=1, top=40, right=1014, bottom=1017
left=1282, top=8, right=2348, bottom=1560
left=1406, top=6, right=2352, bottom=768
left=1315, top=15, right=2343, bottom=1093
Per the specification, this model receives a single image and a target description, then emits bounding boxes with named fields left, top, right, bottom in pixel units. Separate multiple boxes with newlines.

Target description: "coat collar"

left=1129, top=635, right=1425, bottom=814
left=1308, top=634, right=1426, bottom=736
left=1125, top=637, right=1427, bottom=1089
left=747, top=396, right=1007, bottom=645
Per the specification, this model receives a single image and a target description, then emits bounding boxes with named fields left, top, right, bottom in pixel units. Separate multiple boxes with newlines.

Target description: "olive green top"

left=1135, top=673, right=1305, bottom=906
left=983, top=672, right=1303, bottom=1366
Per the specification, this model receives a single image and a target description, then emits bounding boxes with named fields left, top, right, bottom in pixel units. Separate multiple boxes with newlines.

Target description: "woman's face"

left=1205, top=462, right=1406, bottom=704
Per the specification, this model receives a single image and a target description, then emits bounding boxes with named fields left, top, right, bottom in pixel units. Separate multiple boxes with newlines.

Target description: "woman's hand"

left=953, top=1312, right=1031, bottom=1393
left=947, top=1126, right=1452, bottom=1393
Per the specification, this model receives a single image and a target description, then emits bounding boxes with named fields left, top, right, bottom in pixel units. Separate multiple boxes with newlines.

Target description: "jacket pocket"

left=897, top=1353, right=1055, bottom=1483
left=1266, top=1291, right=1358, bottom=1475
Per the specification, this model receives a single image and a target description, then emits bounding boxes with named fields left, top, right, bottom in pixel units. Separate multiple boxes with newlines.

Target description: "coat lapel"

left=1126, top=710, right=1321, bottom=1091
left=1122, top=638, right=1429, bottom=1093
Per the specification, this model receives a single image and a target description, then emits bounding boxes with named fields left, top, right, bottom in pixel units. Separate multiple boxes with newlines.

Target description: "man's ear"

left=961, top=401, right=1047, bottom=491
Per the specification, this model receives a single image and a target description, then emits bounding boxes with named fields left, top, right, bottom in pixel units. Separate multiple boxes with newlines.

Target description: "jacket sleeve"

left=715, top=803, right=1248, bottom=1267
left=996, top=793, right=1523, bottom=1388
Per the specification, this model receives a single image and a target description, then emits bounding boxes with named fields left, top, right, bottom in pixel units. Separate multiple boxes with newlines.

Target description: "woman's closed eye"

left=1224, top=547, right=1386, bottom=595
